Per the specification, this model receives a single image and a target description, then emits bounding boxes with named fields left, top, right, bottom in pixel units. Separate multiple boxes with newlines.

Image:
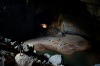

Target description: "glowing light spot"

left=41, top=24, right=47, bottom=28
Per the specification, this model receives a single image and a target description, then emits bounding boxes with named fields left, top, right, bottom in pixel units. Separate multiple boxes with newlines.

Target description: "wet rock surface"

left=24, top=34, right=91, bottom=55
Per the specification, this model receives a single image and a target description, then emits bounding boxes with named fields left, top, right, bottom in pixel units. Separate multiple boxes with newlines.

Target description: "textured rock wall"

left=80, top=0, right=100, bottom=46
left=81, top=0, right=100, bottom=21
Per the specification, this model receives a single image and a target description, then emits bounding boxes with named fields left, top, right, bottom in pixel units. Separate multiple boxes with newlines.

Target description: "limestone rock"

left=24, top=34, right=91, bottom=55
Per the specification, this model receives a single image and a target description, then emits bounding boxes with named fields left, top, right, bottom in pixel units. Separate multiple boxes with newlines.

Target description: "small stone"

left=7, top=39, right=11, bottom=42
left=4, top=38, right=11, bottom=43
left=49, top=40, right=52, bottom=42
left=14, top=46, right=18, bottom=49
left=10, top=53, right=14, bottom=57
left=37, top=60, right=41, bottom=63
left=10, top=41, right=16, bottom=45
left=33, top=50, right=36, bottom=53
left=0, top=56, right=5, bottom=66
left=57, top=39, right=61, bottom=41
left=59, top=65, right=64, bottom=66
left=0, top=36, right=3, bottom=39
left=4, top=38, right=8, bottom=42
left=44, top=53, right=50, bottom=58
left=76, top=45, right=80, bottom=48
left=63, top=43, right=68, bottom=45
left=60, top=44, right=62, bottom=46
left=42, top=60, right=46, bottom=64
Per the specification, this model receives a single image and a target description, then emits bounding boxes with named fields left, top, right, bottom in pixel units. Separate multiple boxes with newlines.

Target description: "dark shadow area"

left=0, top=0, right=100, bottom=48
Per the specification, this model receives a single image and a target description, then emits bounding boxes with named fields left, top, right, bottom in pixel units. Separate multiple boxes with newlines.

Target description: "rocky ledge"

left=24, top=34, right=91, bottom=55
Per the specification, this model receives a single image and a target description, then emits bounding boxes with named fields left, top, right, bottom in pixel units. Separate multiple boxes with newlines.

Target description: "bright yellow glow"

left=41, top=24, right=47, bottom=28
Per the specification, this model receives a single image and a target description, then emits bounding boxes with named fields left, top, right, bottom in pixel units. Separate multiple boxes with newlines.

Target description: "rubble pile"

left=0, top=36, right=65, bottom=66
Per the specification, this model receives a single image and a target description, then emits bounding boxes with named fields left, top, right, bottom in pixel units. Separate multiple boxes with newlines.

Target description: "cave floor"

left=1, top=35, right=100, bottom=66
left=24, top=35, right=100, bottom=66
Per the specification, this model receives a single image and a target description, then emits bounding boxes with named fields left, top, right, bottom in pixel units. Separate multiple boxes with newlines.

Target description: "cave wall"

left=0, top=0, right=36, bottom=41
left=80, top=0, right=100, bottom=41
left=81, top=0, right=100, bottom=20
left=0, top=0, right=100, bottom=41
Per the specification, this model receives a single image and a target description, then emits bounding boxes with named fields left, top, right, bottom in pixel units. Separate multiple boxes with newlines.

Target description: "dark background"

left=0, top=0, right=99, bottom=42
